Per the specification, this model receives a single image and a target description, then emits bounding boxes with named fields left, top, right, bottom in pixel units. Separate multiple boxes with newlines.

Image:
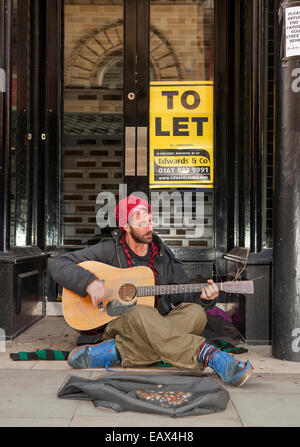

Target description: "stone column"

left=273, top=0, right=300, bottom=360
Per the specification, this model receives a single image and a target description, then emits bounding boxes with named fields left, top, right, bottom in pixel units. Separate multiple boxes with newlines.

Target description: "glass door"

left=149, top=0, right=215, bottom=250
left=9, top=0, right=43, bottom=248
left=61, top=0, right=215, bottom=253
left=62, top=0, right=124, bottom=246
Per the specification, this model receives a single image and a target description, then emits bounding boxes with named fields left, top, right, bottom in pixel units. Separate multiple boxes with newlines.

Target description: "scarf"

left=119, top=232, right=159, bottom=282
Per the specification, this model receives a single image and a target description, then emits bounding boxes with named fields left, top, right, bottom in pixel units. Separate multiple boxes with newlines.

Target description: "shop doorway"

left=61, top=0, right=215, bottom=265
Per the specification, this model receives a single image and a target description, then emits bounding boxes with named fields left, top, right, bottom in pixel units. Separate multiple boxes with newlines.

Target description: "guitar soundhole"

left=119, top=283, right=137, bottom=302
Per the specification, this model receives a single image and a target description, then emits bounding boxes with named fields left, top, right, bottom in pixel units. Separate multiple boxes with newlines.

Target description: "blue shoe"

left=67, top=339, right=119, bottom=371
left=207, top=349, right=254, bottom=386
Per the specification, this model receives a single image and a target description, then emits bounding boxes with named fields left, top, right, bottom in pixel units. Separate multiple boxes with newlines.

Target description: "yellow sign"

left=149, top=81, right=214, bottom=188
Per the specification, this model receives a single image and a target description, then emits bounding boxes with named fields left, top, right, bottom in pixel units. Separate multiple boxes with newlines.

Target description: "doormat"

left=57, top=374, right=230, bottom=418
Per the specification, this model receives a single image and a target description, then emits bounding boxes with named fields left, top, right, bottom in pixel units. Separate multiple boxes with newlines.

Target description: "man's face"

left=127, top=207, right=153, bottom=244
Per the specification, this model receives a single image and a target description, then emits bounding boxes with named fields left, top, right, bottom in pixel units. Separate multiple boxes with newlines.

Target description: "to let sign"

left=149, top=81, right=214, bottom=189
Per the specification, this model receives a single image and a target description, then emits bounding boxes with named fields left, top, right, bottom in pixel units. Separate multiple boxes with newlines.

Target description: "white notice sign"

left=286, top=6, right=300, bottom=57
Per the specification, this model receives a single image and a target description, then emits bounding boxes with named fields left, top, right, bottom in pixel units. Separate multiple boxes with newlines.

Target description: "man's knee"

left=123, top=304, right=158, bottom=323
left=120, top=305, right=164, bottom=338
left=189, top=304, right=207, bottom=335
left=190, top=303, right=207, bottom=322
left=176, top=302, right=207, bottom=333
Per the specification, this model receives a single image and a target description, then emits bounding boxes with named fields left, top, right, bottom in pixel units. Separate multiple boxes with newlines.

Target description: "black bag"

left=203, top=314, right=242, bottom=345
left=57, top=374, right=229, bottom=418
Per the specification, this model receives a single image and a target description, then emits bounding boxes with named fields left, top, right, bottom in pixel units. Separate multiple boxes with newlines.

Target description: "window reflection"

left=62, top=0, right=124, bottom=246
left=150, top=0, right=214, bottom=248
left=10, top=0, right=33, bottom=247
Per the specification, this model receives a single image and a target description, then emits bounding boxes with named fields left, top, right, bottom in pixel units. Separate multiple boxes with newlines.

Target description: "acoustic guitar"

left=62, top=261, right=254, bottom=331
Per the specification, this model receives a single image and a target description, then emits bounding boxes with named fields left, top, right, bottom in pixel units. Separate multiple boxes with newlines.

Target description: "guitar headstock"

left=222, top=280, right=254, bottom=295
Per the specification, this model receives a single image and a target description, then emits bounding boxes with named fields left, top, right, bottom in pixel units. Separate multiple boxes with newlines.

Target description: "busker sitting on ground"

left=50, top=195, right=254, bottom=387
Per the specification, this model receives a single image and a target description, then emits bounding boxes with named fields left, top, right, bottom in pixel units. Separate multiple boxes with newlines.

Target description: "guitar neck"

left=136, top=282, right=223, bottom=297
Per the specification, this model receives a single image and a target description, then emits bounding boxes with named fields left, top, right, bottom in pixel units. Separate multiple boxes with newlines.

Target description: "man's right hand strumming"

left=86, top=279, right=106, bottom=308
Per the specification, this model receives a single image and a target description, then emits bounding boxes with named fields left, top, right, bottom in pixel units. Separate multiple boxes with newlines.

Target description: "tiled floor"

left=1, top=317, right=300, bottom=427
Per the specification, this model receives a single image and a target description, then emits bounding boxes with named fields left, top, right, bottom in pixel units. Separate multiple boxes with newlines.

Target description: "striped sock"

left=10, top=350, right=70, bottom=361
left=197, top=343, right=221, bottom=367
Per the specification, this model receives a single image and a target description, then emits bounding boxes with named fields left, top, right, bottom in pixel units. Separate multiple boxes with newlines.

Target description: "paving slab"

left=0, top=353, right=38, bottom=369
left=0, top=368, right=241, bottom=427
left=1, top=316, right=300, bottom=428
left=235, top=346, right=300, bottom=374
left=69, top=415, right=243, bottom=427
left=73, top=397, right=239, bottom=423
left=222, top=374, right=300, bottom=394
left=231, top=393, right=300, bottom=427
left=0, top=418, right=70, bottom=427
left=0, top=370, right=91, bottom=420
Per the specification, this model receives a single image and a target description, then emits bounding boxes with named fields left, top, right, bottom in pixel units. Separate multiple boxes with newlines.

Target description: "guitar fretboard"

left=136, top=283, right=222, bottom=297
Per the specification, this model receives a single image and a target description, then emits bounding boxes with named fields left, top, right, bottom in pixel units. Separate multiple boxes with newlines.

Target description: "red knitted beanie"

left=115, top=195, right=151, bottom=230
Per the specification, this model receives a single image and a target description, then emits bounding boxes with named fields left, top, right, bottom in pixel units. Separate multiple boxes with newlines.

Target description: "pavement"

left=1, top=316, right=300, bottom=428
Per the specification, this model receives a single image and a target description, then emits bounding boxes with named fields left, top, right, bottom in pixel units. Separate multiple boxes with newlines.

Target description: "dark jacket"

left=50, top=229, right=217, bottom=315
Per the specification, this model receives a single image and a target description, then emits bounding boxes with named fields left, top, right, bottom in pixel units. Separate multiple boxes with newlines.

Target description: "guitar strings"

left=232, top=248, right=250, bottom=281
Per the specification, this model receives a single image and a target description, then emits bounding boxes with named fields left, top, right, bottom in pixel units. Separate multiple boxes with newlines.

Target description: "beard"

left=129, top=226, right=153, bottom=244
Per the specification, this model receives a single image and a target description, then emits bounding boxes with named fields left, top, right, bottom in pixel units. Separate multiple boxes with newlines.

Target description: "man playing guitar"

left=50, top=195, right=253, bottom=386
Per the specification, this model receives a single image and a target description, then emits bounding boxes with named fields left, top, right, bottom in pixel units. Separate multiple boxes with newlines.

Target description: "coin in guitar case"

left=136, top=389, right=192, bottom=407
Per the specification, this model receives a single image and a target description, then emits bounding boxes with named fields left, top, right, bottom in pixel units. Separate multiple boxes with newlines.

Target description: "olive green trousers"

left=102, top=302, right=207, bottom=371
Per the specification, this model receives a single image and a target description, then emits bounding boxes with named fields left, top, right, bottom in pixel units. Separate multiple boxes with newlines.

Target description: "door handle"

left=127, top=92, right=136, bottom=100
left=125, top=126, right=136, bottom=175
left=137, top=127, right=147, bottom=176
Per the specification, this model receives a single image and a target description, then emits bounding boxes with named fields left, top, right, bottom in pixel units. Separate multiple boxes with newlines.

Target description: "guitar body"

left=62, top=261, right=155, bottom=331
left=62, top=261, right=254, bottom=332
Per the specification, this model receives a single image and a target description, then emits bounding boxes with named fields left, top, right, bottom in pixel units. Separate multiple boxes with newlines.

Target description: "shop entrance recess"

left=61, top=0, right=220, bottom=283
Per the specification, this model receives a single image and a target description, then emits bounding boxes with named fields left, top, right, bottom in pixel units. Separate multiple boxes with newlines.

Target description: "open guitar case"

left=57, top=373, right=230, bottom=418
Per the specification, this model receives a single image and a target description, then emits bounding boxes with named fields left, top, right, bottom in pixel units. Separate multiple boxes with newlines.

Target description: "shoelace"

left=104, top=362, right=121, bottom=372
left=88, top=345, right=122, bottom=372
